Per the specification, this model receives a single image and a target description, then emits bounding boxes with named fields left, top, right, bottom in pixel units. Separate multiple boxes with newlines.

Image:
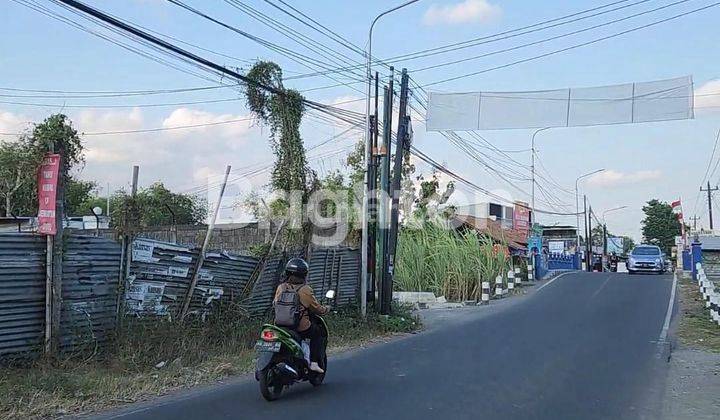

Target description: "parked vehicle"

left=255, top=290, right=334, bottom=401
left=627, top=245, right=666, bottom=274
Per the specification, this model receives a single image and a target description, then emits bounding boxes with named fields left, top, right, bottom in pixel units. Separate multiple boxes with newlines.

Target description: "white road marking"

left=659, top=272, right=678, bottom=345
left=590, top=275, right=613, bottom=300
left=536, top=271, right=576, bottom=292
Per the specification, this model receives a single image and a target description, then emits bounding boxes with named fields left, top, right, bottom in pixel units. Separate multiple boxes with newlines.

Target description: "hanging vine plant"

left=245, top=61, right=318, bottom=248
left=245, top=61, right=314, bottom=195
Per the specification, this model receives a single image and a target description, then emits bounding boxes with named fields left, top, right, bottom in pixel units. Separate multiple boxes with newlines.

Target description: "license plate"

left=255, top=340, right=281, bottom=352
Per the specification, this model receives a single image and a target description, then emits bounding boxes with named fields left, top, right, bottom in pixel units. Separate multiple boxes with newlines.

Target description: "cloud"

left=587, top=169, right=661, bottom=187
left=423, top=0, right=502, bottom=26
left=695, top=79, right=720, bottom=113
left=161, top=108, right=252, bottom=139
left=0, top=106, right=271, bottom=197
left=0, top=110, right=32, bottom=137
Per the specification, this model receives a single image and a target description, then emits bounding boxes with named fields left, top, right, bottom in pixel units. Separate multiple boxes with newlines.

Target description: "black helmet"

left=285, top=258, right=309, bottom=277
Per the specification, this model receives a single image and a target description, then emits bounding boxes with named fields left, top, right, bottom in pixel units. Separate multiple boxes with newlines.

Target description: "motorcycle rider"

left=273, top=258, right=329, bottom=374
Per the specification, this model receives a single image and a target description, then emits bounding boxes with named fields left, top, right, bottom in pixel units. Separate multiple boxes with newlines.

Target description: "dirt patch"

left=661, top=277, right=720, bottom=419
left=676, top=280, right=720, bottom=352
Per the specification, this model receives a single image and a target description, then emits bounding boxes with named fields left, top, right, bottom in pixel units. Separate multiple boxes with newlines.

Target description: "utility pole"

left=50, top=143, right=65, bottom=356
left=106, top=182, right=111, bottom=217
left=700, top=181, right=718, bottom=230
left=587, top=200, right=594, bottom=272
left=689, top=214, right=700, bottom=231
left=584, top=195, right=590, bottom=272
left=366, top=72, right=380, bottom=304
left=377, top=72, right=394, bottom=311
left=530, top=127, right=551, bottom=226
left=603, top=224, right=608, bottom=271
left=364, top=0, right=421, bottom=318
left=381, top=69, right=410, bottom=315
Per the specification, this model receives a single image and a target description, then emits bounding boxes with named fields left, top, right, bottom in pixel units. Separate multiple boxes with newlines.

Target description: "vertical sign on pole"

left=37, top=154, right=61, bottom=235
left=38, top=153, right=60, bottom=355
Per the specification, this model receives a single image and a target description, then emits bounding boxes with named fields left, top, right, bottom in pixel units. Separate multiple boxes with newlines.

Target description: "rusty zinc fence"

left=0, top=233, right=121, bottom=360
left=126, top=238, right=361, bottom=319
left=1, top=233, right=361, bottom=360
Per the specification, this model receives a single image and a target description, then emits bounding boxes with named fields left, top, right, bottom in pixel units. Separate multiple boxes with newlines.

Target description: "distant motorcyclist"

left=273, top=258, right=329, bottom=373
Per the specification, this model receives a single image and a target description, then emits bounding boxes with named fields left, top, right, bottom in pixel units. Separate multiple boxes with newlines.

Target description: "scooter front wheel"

left=259, top=367, right=283, bottom=401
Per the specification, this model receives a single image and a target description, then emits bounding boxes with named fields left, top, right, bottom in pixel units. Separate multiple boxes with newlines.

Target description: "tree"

left=0, top=114, right=84, bottom=217
left=0, top=138, right=36, bottom=217
left=620, top=235, right=636, bottom=255
left=411, top=169, right=455, bottom=223
left=114, top=182, right=207, bottom=228
left=641, top=199, right=681, bottom=253
left=65, top=179, right=98, bottom=216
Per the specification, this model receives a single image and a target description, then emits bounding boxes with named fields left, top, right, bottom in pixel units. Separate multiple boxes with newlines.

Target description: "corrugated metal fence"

left=127, top=239, right=360, bottom=319
left=0, top=233, right=360, bottom=360
left=0, top=234, right=121, bottom=359
left=0, top=234, right=46, bottom=358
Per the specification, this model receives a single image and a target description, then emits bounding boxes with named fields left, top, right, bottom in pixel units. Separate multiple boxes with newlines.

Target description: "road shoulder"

left=661, top=275, right=720, bottom=419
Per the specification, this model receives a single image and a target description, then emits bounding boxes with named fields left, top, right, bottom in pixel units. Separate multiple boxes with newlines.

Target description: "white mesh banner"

left=425, top=76, right=694, bottom=131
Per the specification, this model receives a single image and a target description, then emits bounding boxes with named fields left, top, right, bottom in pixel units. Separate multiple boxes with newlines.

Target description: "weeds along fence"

left=0, top=233, right=361, bottom=361
left=394, top=224, right=510, bottom=301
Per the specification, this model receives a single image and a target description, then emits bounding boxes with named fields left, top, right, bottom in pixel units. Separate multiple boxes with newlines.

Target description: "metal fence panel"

left=60, top=235, right=121, bottom=353
left=127, top=239, right=260, bottom=318
left=0, top=234, right=46, bottom=358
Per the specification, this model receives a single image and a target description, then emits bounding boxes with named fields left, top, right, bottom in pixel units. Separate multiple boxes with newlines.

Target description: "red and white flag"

left=671, top=199, right=682, bottom=209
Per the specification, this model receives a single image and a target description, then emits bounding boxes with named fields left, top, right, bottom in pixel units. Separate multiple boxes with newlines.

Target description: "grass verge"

left=0, top=304, right=419, bottom=419
left=676, top=279, right=720, bottom=352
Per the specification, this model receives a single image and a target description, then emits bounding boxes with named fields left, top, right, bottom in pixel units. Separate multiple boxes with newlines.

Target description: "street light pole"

left=362, top=0, right=421, bottom=317
left=530, top=127, right=551, bottom=225
left=575, top=169, right=605, bottom=247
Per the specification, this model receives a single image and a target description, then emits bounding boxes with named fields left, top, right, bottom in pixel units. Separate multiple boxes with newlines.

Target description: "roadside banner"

left=37, top=154, right=60, bottom=235
left=548, top=241, right=564, bottom=254
left=513, top=201, right=530, bottom=236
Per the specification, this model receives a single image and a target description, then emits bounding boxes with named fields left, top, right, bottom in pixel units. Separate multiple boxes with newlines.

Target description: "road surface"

left=98, top=271, right=676, bottom=420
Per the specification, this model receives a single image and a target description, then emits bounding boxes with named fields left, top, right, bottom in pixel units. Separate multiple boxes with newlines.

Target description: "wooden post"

left=180, top=165, right=231, bottom=319
left=44, top=235, right=53, bottom=354
left=50, top=152, right=65, bottom=355
left=116, top=166, right=138, bottom=324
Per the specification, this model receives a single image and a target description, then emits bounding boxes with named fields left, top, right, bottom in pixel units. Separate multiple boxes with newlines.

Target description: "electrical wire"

left=422, top=1, right=720, bottom=87
left=411, top=0, right=692, bottom=73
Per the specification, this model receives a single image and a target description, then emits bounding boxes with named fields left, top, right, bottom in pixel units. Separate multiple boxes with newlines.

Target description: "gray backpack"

left=274, top=285, right=301, bottom=329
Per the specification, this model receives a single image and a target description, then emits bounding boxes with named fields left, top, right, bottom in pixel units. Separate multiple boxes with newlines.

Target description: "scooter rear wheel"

left=309, top=354, right=327, bottom=387
left=259, top=367, right=283, bottom=401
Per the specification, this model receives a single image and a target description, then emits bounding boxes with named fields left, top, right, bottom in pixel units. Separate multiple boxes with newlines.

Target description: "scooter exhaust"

left=275, top=363, right=299, bottom=380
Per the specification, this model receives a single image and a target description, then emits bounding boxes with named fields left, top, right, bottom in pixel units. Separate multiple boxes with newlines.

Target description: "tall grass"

left=395, top=222, right=509, bottom=302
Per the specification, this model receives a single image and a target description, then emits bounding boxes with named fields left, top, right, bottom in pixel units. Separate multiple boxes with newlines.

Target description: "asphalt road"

left=98, top=271, right=676, bottom=420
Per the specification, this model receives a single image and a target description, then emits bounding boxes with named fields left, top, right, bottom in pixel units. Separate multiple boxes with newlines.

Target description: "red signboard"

left=37, top=154, right=60, bottom=235
left=513, top=201, right=530, bottom=236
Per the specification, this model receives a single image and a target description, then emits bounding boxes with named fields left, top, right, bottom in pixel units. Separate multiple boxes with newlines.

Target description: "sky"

left=1, top=0, right=720, bottom=240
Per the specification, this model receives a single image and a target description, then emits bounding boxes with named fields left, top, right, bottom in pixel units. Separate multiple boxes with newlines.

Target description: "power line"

left=422, top=1, right=720, bottom=87
left=264, top=0, right=367, bottom=59
left=412, top=0, right=693, bottom=73
left=165, top=0, right=367, bottom=97
left=45, top=0, right=364, bottom=126
left=270, top=0, right=653, bottom=79
left=223, top=0, right=365, bottom=80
